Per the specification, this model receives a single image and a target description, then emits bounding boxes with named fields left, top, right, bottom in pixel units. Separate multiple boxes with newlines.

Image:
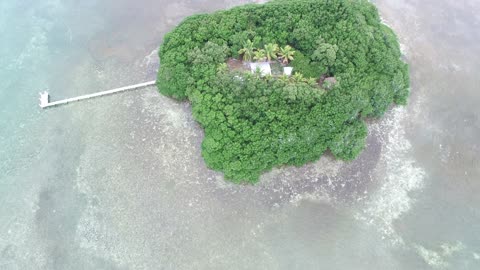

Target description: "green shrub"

left=291, top=52, right=325, bottom=78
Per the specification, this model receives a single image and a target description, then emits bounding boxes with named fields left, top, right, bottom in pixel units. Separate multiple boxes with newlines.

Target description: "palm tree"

left=279, top=45, right=296, bottom=64
left=217, top=63, right=228, bottom=74
left=253, top=49, right=266, bottom=62
left=264, top=43, right=279, bottom=62
left=279, top=75, right=290, bottom=83
left=305, top=77, right=317, bottom=86
left=292, top=72, right=304, bottom=82
left=238, top=39, right=255, bottom=62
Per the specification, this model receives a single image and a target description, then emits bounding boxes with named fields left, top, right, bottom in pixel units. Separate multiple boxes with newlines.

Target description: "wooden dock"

left=39, top=80, right=156, bottom=108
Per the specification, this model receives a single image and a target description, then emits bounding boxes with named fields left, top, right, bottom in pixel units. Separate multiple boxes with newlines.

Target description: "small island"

left=156, top=0, right=409, bottom=183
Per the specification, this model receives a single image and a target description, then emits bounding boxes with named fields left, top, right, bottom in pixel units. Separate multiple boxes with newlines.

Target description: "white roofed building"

left=250, top=62, right=271, bottom=76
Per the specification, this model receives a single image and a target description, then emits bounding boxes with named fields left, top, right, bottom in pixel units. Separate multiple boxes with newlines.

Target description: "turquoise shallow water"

left=1, top=0, right=480, bottom=269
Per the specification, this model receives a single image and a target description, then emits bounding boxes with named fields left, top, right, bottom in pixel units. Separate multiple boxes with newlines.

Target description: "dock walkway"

left=39, top=80, right=156, bottom=108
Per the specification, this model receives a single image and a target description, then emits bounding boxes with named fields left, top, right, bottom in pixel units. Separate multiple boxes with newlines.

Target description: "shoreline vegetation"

left=156, top=0, right=409, bottom=183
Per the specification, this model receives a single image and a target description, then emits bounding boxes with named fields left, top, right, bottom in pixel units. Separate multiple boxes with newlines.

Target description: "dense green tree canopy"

left=157, top=0, right=409, bottom=183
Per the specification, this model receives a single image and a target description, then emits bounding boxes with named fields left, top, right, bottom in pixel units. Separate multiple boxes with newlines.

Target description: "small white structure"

left=39, top=91, right=49, bottom=108
left=250, top=62, right=271, bottom=76
left=283, top=67, right=293, bottom=76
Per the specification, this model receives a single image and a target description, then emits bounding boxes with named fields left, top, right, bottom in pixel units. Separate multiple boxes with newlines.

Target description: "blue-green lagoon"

left=0, top=0, right=479, bottom=269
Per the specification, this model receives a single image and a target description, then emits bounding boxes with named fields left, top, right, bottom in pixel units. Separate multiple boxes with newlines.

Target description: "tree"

left=305, top=77, right=317, bottom=86
left=329, top=121, right=368, bottom=160
left=292, top=72, right=304, bottom=82
left=217, top=63, right=228, bottom=74
left=278, top=45, right=295, bottom=64
left=238, top=39, right=255, bottom=62
left=291, top=51, right=324, bottom=78
left=312, top=37, right=339, bottom=70
left=279, top=74, right=290, bottom=83
left=253, top=49, right=267, bottom=62
left=188, top=41, right=228, bottom=65
left=264, top=43, right=279, bottom=62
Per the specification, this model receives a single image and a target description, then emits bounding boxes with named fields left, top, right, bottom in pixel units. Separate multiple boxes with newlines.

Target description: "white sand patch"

left=399, top=43, right=408, bottom=56
left=142, top=48, right=159, bottom=67
left=7, top=19, right=49, bottom=71
left=74, top=154, right=130, bottom=269
left=74, top=166, right=106, bottom=254
left=380, top=16, right=393, bottom=29
left=355, top=106, right=425, bottom=245
left=414, top=241, right=466, bottom=269
left=5, top=0, right=65, bottom=71
left=289, top=191, right=331, bottom=207
left=440, top=241, right=465, bottom=256
left=415, top=245, right=448, bottom=269
left=141, top=90, right=191, bottom=129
